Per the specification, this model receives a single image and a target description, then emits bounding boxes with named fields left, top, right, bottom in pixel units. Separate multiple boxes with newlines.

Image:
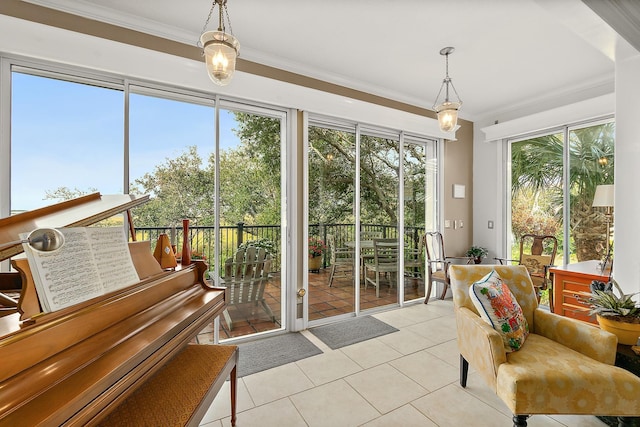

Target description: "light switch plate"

left=488, top=220, right=494, bottom=229
left=444, top=220, right=451, bottom=229
left=459, top=220, right=464, bottom=229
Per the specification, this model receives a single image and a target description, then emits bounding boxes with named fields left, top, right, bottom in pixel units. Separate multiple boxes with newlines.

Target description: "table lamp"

left=592, top=184, right=614, bottom=269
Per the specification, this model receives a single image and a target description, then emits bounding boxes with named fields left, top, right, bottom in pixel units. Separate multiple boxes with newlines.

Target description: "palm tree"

left=511, top=122, right=614, bottom=261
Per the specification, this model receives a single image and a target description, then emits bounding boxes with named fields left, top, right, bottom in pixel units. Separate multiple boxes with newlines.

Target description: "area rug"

left=309, top=316, right=399, bottom=350
left=237, top=332, right=323, bottom=377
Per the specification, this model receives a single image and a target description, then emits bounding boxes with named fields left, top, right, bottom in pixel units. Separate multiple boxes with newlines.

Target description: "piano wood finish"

left=0, top=193, right=231, bottom=426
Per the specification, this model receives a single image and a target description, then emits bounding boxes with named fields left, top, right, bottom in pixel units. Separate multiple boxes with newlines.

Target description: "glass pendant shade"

left=435, top=101, right=461, bottom=132
left=200, top=30, right=240, bottom=86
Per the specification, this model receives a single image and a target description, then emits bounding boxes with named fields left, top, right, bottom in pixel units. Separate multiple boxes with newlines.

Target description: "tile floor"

left=199, top=299, right=608, bottom=427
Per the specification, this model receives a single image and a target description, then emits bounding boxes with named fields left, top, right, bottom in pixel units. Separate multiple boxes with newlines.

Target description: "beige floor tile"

left=412, top=383, right=513, bottom=426
left=290, top=379, right=380, bottom=427
left=360, top=404, right=439, bottom=427
left=424, top=339, right=462, bottom=367
left=420, top=299, right=456, bottom=316
left=405, top=316, right=457, bottom=344
left=376, top=328, right=438, bottom=355
left=243, top=363, right=315, bottom=406
left=456, top=372, right=512, bottom=417
left=345, top=363, right=427, bottom=414
left=220, top=397, right=307, bottom=427
left=199, top=420, right=222, bottom=427
left=339, top=337, right=403, bottom=369
left=295, top=349, right=363, bottom=385
left=389, top=349, right=459, bottom=392
left=200, top=379, right=254, bottom=425
left=546, top=414, right=609, bottom=426
left=373, top=304, right=442, bottom=327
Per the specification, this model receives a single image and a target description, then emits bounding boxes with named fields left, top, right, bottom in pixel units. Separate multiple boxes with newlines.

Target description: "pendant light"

left=433, top=47, right=462, bottom=132
left=199, top=0, right=240, bottom=86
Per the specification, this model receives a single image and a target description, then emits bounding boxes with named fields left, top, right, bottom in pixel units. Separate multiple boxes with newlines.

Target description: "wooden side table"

left=550, top=260, right=610, bottom=324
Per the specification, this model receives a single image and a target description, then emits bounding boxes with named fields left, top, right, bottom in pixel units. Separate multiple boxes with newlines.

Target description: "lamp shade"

left=592, top=184, right=614, bottom=207
left=200, top=30, right=240, bottom=86
left=435, top=101, right=461, bottom=132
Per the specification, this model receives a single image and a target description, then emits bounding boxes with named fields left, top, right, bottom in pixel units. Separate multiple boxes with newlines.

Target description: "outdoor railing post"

left=237, top=222, right=244, bottom=248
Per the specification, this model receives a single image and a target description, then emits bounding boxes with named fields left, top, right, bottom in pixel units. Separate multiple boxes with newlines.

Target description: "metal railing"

left=135, top=223, right=424, bottom=272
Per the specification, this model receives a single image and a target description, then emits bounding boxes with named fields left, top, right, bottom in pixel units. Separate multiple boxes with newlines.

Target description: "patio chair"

left=327, top=234, right=356, bottom=287
left=404, top=233, right=425, bottom=278
left=364, top=238, right=399, bottom=297
left=495, top=233, right=558, bottom=309
left=221, top=246, right=276, bottom=331
left=359, top=230, right=382, bottom=281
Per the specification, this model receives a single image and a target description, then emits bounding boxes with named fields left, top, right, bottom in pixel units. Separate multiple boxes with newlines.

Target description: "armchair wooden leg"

left=460, top=355, right=468, bottom=388
left=513, top=415, right=528, bottom=426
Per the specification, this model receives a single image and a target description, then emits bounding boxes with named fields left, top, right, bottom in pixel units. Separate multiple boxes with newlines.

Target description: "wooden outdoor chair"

left=327, top=234, right=356, bottom=287
left=221, top=246, right=276, bottom=331
left=364, top=238, right=399, bottom=297
left=404, top=233, right=425, bottom=278
left=495, top=233, right=558, bottom=309
left=359, top=230, right=383, bottom=282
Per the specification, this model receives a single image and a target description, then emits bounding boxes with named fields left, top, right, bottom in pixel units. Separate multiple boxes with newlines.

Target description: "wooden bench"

left=97, top=344, right=238, bottom=427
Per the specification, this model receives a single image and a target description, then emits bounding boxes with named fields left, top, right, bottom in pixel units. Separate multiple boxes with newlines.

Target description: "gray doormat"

left=309, top=316, right=399, bottom=350
left=237, top=332, right=322, bottom=377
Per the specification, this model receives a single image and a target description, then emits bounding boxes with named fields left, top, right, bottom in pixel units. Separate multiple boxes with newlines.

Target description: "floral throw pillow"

left=469, top=269, right=529, bottom=352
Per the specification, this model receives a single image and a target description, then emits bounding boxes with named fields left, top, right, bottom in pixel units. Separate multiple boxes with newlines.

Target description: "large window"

left=508, top=120, right=615, bottom=304
left=4, top=62, right=288, bottom=342
left=11, top=70, right=124, bottom=212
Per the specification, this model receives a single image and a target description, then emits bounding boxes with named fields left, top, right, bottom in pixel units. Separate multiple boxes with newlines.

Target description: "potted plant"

left=585, top=279, right=640, bottom=345
left=466, top=245, right=488, bottom=264
left=308, top=236, right=327, bottom=271
left=238, top=238, right=275, bottom=255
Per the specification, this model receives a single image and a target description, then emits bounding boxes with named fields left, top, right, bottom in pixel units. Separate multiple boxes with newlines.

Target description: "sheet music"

left=21, top=227, right=140, bottom=312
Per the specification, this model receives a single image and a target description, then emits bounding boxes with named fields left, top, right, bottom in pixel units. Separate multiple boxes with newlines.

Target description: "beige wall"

left=443, top=118, right=474, bottom=257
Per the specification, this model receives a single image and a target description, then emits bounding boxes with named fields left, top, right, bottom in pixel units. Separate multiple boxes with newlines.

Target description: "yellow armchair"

left=450, top=264, right=640, bottom=427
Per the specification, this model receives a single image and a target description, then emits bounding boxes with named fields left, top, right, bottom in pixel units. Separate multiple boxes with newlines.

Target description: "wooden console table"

left=550, top=260, right=610, bottom=324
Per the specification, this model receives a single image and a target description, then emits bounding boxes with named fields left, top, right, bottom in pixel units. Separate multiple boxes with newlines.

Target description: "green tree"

left=44, top=186, right=98, bottom=201
left=511, top=123, right=614, bottom=261
left=130, top=146, right=215, bottom=228
left=221, top=113, right=281, bottom=226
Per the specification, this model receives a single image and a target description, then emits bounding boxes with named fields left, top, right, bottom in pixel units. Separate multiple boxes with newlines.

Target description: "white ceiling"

left=25, top=0, right=636, bottom=125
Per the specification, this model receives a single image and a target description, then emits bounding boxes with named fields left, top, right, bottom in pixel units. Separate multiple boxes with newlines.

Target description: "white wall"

left=612, top=42, right=640, bottom=293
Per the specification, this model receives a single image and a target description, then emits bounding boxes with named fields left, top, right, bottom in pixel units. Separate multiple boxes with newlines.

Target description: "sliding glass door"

left=508, top=119, right=615, bottom=307
left=306, top=118, right=439, bottom=323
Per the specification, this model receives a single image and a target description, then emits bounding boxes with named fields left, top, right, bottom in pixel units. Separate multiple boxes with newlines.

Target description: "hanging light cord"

left=432, top=52, right=462, bottom=109
left=197, top=0, right=235, bottom=47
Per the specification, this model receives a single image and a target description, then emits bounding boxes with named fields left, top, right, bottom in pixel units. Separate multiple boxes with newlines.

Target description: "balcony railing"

left=134, top=223, right=424, bottom=272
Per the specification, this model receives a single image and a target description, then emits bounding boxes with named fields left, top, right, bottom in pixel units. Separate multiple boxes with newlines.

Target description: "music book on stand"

left=20, top=227, right=140, bottom=312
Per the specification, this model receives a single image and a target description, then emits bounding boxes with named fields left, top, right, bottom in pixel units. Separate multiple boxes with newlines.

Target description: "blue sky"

left=11, top=73, right=239, bottom=211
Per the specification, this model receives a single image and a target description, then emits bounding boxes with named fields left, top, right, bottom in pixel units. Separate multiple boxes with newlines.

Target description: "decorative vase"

left=597, top=314, right=640, bottom=345
left=473, top=257, right=482, bottom=264
left=181, top=219, right=192, bottom=266
left=308, top=255, right=322, bottom=271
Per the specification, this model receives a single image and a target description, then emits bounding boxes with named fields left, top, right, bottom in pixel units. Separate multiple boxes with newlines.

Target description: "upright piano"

left=0, top=193, right=237, bottom=426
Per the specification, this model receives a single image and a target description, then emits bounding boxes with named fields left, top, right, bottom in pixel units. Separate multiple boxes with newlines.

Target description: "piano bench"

left=97, top=344, right=239, bottom=427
